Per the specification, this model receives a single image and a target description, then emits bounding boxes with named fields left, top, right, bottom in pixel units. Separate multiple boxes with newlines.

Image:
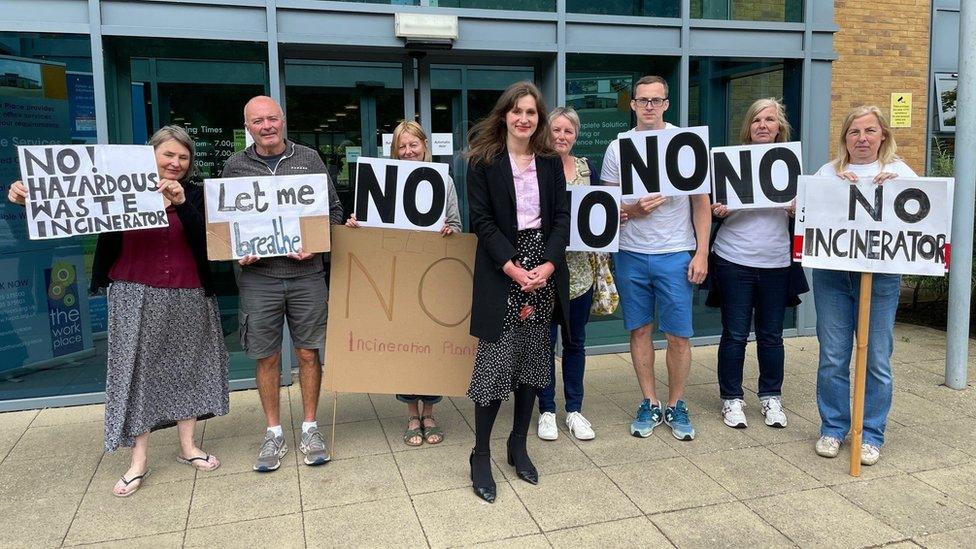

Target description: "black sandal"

left=113, top=469, right=150, bottom=498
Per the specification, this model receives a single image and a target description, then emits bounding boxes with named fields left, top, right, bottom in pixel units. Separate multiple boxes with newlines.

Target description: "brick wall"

left=830, top=0, right=931, bottom=172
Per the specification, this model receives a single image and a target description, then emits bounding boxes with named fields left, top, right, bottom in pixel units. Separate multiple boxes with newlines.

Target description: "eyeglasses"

left=633, top=98, right=667, bottom=109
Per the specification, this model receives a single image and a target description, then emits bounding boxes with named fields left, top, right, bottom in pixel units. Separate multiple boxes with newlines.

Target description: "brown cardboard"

left=324, top=226, right=477, bottom=396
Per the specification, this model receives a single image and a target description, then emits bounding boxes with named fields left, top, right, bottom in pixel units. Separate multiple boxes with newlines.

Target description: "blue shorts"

left=614, top=250, right=694, bottom=337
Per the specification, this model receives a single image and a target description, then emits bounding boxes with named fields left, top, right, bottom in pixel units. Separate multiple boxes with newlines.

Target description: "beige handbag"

left=588, top=252, right=619, bottom=316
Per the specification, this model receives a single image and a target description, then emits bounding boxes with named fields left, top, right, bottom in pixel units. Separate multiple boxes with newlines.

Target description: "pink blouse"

left=509, top=153, right=542, bottom=230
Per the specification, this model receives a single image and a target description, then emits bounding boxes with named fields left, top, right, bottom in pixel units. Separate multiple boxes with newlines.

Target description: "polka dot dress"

left=468, top=229, right=555, bottom=405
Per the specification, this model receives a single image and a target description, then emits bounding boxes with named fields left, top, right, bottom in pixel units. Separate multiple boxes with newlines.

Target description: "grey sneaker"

left=300, top=427, right=331, bottom=466
left=253, top=431, right=287, bottom=472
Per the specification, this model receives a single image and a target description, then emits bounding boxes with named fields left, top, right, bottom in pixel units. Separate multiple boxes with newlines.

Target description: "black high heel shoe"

left=469, top=449, right=496, bottom=503
left=506, top=432, right=538, bottom=485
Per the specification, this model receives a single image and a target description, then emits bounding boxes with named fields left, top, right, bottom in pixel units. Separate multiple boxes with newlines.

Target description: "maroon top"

left=109, top=207, right=202, bottom=289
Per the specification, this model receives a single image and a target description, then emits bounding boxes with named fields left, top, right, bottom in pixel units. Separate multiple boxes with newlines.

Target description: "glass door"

left=429, top=64, right=534, bottom=229
left=284, top=60, right=405, bottom=215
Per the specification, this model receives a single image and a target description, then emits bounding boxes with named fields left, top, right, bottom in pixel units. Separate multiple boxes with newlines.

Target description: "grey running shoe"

left=300, top=427, right=331, bottom=466
left=253, top=431, right=287, bottom=472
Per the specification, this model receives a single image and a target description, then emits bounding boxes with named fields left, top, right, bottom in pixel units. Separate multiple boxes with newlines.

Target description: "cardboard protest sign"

left=324, top=226, right=477, bottom=396
left=354, top=157, right=450, bottom=232
left=204, top=173, right=331, bottom=260
left=794, top=176, right=953, bottom=276
left=711, top=142, right=802, bottom=209
left=568, top=185, right=620, bottom=252
left=617, top=126, right=711, bottom=198
left=17, top=145, right=167, bottom=240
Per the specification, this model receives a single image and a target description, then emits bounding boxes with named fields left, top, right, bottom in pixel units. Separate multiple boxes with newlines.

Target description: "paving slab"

left=395, top=440, right=504, bottom=495
left=510, top=468, right=641, bottom=532
left=412, top=483, right=540, bottom=548
left=64, top=479, right=193, bottom=545
left=184, top=512, right=305, bottom=548
left=833, top=474, right=976, bottom=537
left=913, top=462, right=976, bottom=508
left=299, top=452, right=406, bottom=510
left=546, top=516, right=673, bottom=548
left=68, top=531, right=185, bottom=548
left=746, top=487, right=905, bottom=548
left=650, top=501, right=793, bottom=548
left=767, top=439, right=903, bottom=485
left=689, top=446, right=821, bottom=499
left=916, top=526, right=976, bottom=548
left=305, top=497, right=426, bottom=548
left=603, top=456, right=734, bottom=515
left=490, top=431, right=596, bottom=481
left=188, top=469, right=301, bottom=529
left=572, top=425, right=680, bottom=466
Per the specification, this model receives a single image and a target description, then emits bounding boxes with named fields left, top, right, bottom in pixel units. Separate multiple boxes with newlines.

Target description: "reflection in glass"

left=567, top=0, right=679, bottom=17
left=691, top=0, right=803, bottom=22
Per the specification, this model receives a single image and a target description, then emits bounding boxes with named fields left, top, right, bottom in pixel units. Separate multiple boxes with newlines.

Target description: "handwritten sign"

left=794, top=176, right=953, bottom=276
left=204, top=173, right=331, bottom=260
left=711, top=142, right=802, bottom=209
left=617, top=126, right=711, bottom=197
left=568, top=186, right=620, bottom=252
left=324, top=226, right=477, bottom=396
left=18, top=145, right=167, bottom=239
left=354, top=157, right=450, bottom=231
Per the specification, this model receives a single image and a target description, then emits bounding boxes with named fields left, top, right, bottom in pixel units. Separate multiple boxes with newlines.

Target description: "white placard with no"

left=354, top=157, right=450, bottom=232
left=795, top=176, right=953, bottom=276
left=616, top=126, right=711, bottom=198
left=18, top=144, right=167, bottom=240
left=711, top=141, right=802, bottom=210
left=568, top=186, right=620, bottom=252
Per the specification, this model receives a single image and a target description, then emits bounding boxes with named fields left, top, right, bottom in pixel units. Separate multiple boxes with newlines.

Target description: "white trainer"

left=537, top=411, right=558, bottom=441
left=815, top=436, right=842, bottom=458
left=861, top=444, right=881, bottom=466
left=722, top=398, right=748, bottom=429
left=760, top=396, right=788, bottom=428
left=565, top=411, right=595, bottom=440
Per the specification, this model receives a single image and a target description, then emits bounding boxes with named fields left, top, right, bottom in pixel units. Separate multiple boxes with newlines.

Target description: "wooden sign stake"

left=849, top=272, right=873, bottom=477
left=330, top=392, right=338, bottom=459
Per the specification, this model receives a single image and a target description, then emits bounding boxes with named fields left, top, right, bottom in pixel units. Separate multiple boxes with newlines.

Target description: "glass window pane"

left=107, top=37, right=269, bottom=385
left=431, top=0, right=554, bottom=10
left=691, top=0, right=804, bottom=22
left=0, top=33, right=100, bottom=401
left=567, top=0, right=679, bottom=17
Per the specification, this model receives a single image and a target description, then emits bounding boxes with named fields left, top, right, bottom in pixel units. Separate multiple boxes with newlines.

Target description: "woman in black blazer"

left=465, top=81, right=571, bottom=503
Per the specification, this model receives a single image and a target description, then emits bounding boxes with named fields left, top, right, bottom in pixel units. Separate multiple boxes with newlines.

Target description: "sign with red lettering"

left=324, top=226, right=477, bottom=396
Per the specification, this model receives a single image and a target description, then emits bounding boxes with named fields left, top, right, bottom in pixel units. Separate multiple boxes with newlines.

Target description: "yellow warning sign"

left=891, top=93, right=912, bottom=128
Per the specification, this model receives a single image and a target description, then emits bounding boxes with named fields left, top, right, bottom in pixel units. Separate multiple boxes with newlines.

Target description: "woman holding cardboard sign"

left=345, top=120, right=462, bottom=446
left=811, top=106, right=916, bottom=466
left=465, top=81, right=571, bottom=503
left=708, top=98, right=808, bottom=431
left=8, top=125, right=229, bottom=498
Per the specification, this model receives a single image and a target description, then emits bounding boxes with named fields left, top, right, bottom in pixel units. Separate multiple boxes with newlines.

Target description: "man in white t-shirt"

left=601, top=75, right=711, bottom=441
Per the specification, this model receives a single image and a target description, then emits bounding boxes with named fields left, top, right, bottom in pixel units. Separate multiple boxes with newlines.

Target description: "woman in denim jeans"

left=709, top=98, right=808, bottom=430
left=811, top=105, right=916, bottom=466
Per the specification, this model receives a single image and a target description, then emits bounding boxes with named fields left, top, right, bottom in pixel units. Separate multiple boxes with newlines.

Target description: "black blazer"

left=90, top=182, right=216, bottom=296
left=466, top=151, right=571, bottom=342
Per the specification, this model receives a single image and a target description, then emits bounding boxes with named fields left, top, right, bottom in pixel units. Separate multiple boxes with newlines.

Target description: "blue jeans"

left=538, top=288, right=593, bottom=414
left=714, top=256, right=790, bottom=400
left=813, top=269, right=900, bottom=447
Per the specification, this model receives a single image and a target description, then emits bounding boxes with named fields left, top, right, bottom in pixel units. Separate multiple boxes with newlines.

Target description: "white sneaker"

left=760, top=396, right=788, bottom=428
left=565, top=411, right=595, bottom=440
left=860, top=444, right=881, bottom=466
left=815, top=436, right=842, bottom=458
left=722, top=399, right=748, bottom=429
left=537, top=411, right=558, bottom=441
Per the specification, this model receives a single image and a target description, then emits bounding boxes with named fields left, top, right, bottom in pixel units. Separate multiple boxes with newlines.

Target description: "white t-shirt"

left=601, top=124, right=697, bottom=254
left=813, top=159, right=917, bottom=178
left=713, top=209, right=791, bottom=268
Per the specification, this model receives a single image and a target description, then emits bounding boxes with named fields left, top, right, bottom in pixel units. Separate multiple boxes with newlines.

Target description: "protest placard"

left=204, top=173, right=331, bottom=260
left=617, top=126, right=711, bottom=197
left=794, top=176, right=953, bottom=276
left=711, top=141, right=802, bottom=209
left=324, top=226, right=477, bottom=396
left=17, top=145, right=167, bottom=240
left=568, top=186, right=620, bottom=252
left=354, top=157, right=450, bottom=231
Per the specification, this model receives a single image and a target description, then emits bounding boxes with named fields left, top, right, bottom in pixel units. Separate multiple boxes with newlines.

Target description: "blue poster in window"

left=44, top=262, right=84, bottom=356
left=66, top=72, right=96, bottom=143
